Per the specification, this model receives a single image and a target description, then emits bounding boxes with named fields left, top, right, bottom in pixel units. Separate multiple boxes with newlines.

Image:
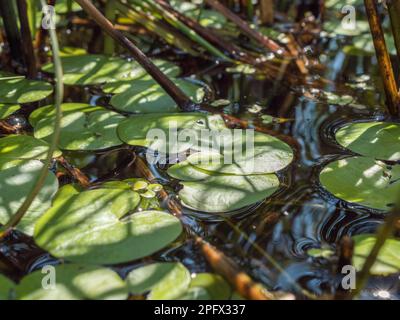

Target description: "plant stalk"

left=74, top=0, right=194, bottom=111
left=388, top=0, right=400, bottom=64
left=17, top=0, right=38, bottom=78
left=364, top=0, right=400, bottom=117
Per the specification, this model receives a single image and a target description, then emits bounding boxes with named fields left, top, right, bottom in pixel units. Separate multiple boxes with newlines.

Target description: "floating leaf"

left=30, top=103, right=125, bottom=151
left=352, top=235, right=400, bottom=275
left=307, top=248, right=335, bottom=259
left=320, top=157, right=400, bottom=211
left=110, top=79, right=205, bottom=114
left=118, top=113, right=226, bottom=154
left=348, top=33, right=397, bottom=56
left=0, top=135, right=62, bottom=170
left=177, top=171, right=280, bottom=212
left=126, top=262, right=191, bottom=300
left=0, top=274, right=15, bottom=300
left=0, top=160, right=59, bottom=235
left=178, top=273, right=231, bottom=300
left=42, top=55, right=180, bottom=86
left=323, top=20, right=370, bottom=37
left=16, top=264, right=128, bottom=300
left=335, top=122, right=400, bottom=161
left=0, top=72, right=52, bottom=104
left=34, top=187, right=182, bottom=265
left=0, top=104, right=20, bottom=120
left=185, top=131, right=294, bottom=175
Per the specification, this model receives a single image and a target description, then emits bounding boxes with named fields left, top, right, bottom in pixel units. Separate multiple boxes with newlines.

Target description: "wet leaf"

left=177, top=171, right=280, bottom=212
left=352, top=235, right=400, bottom=275
left=0, top=72, right=53, bottom=104
left=0, top=160, right=59, bottom=235
left=126, top=262, right=190, bottom=300
left=335, top=122, right=400, bottom=161
left=320, top=157, right=400, bottom=211
left=185, top=131, right=294, bottom=175
left=0, top=104, right=20, bottom=120
left=34, top=187, right=182, bottom=265
left=110, top=79, right=205, bottom=114
left=178, top=273, right=231, bottom=300
left=307, top=248, right=335, bottom=259
left=117, top=113, right=227, bottom=154
left=42, top=55, right=180, bottom=86
left=30, top=103, right=125, bottom=151
left=0, top=135, right=62, bottom=170
left=0, top=274, right=15, bottom=300
left=16, top=264, right=128, bottom=300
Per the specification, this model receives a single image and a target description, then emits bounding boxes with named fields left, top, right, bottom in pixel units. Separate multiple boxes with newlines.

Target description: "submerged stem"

left=0, top=0, right=63, bottom=235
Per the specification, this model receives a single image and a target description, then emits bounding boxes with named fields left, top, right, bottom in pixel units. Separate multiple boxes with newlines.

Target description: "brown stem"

left=133, top=156, right=285, bottom=300
left=56, top=156, right=91, bottom=188
left=259, top=0, right=274, bottom=25
left=74, top=0, right=194, bottom=111
left=204, top=0, right=287, bottom=55
left=17, top=0, right=38, bottom=78
left=0, top=121, right=20, bottom=134
left=364, top=0, right=400, bottom=117
left=388, top=0, right=400, bottom=63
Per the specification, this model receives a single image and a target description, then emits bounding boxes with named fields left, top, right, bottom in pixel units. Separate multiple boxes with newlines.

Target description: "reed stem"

left=364, top=0, right=400, bottom=117
left=17, top=0, right=38, bottom=78
left=0, top=0, right=23, bottom=64
left=388, top=0, right=400, bottom=64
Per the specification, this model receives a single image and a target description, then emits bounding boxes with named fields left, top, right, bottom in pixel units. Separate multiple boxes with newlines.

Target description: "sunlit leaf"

left=320, top=157, right=400, bottom=211
left=335, top=122, right=400, bottom=161
left=352, top=234, right=400, bottom=275
left=16, top=264, right=128, bottom=300
left=0, top=104, right=20, bottom=120
left=34, top=187, right=182, bottom=265
left=178, top=273, right=231, bottom=300
left=126, top=262, right=190, bottom=300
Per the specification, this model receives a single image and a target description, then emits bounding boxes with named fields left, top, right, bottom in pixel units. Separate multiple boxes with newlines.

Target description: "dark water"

left=1, top=29, right=400, bottom=300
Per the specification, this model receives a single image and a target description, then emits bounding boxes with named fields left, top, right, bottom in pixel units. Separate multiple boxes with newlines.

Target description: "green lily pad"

left=0, top=274, right=15, bottom=300
left=0, top=104, right=20, bottom=120
left=42, top=55, right=180, bottom=86
left=178, top=273, right=231, bottom=300
left=320, top=157, right=400, bottom=211
left=126, top=262, right=191, bottom=300
left=34, top=187, right=182, bottom=265
left=352, top=234, right=400, bottom=275
left=335, top=122, right=400, bottom=161
left=177, top=171, right=280, bottom=212
left=30, top=103, right=125, bottom=151
left=185, top=131, right=294, bottom=175
left=307, top=248, right=335, bottom=259
left=0, top=160, right=59, bottom=235
left=109, top=79, right=205, bottom=114
left=117, top=113, right=227, bottom=154
left=0, top=72, right=53, bottom=104
left=16, top=264, right=128, bottom=300
left=0, top=135, right=62, bottom=170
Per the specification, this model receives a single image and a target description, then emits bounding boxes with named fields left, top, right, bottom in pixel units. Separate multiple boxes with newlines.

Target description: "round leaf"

left=30, top=103, right=125, bottom=151
left=126, top=262, right=191, bottom=300
left=0, top=274, right=15, bottom=300
left=16, top=264, right=128, bottom=300
left=0, top=104, right=20, bottom=120
left=34, top=188, right=182, bottom=265
left=42, top=55, right=180, bottom=86
left=320, top=157, right=400, bottom=211
left=117, top=113, right=227, bottom=154
left=110, top=79, right=205, bottom=114
left=352, top=234, right=400, bottom=275
left=335, top=122, right=400, bottom=161
left=178, top=172, right=280, bottom=212
left=0, top=72, right=53, bottom=104
left=178, top=273, right=231, bottom=300
left=0, top=160, right=59, bottom=235
left=0, top=135, right=61, bottom=170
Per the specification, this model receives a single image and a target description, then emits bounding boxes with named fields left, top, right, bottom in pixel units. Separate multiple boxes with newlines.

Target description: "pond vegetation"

left=0, top=0, right=399, bottom=300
